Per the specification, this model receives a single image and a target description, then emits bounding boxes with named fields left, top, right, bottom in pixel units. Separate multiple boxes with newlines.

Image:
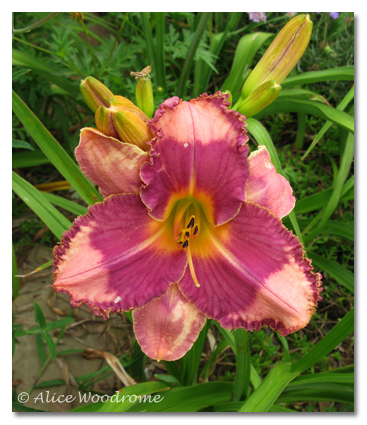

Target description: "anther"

left=182, top=240, right=189, bottom=249
left=187, top=216, right=195, bottom=229
left=185, top=231, right=190, bottom=238
left=194, top=225, right=199, bottom=235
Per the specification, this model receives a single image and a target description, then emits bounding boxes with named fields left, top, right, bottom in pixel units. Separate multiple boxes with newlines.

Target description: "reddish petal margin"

left=140, top=93, right=249, bottom=225
left=245, top=146, right=295, bottom=218
left=76, top=128, right=148, bottom=197
left=133, top=284, right=206, bottom=361
left=179, top=202, right=322, bottom=336
left=53, top=194, right=187, bottom=318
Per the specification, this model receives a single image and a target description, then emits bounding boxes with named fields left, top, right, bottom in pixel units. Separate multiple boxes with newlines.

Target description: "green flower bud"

left=80, top=76, right=114, bottom=113
left=237, top=81, right=282, bottom=118
left=135, top=76, right=154, bottom=118
left=241, top=14, right=313, bottom=99
left=95, top=95, right=153, bottom=151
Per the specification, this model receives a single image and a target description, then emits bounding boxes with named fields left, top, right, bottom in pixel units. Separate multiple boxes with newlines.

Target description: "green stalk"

left=13, top=12, right=60, bottom=34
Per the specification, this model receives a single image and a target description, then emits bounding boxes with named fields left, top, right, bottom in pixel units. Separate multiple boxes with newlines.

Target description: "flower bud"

left=135, top=76, right=154, bottom=118
left=237, top=80, right=282, bottom=118
left=114, top=111, right=154, bottom=151
left=241, top=14, right=312, bottom=99
left=95, top=95, right=153, bottom=151
left=80, top=76, right=114, bottom=113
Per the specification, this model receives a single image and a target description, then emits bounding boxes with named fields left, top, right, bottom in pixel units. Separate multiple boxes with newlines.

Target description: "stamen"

left=187, top=216, right=195, bottom=228
left=182, top=240, right=189, bottom=249
left=194, top=225, right=199, bottom=235
left=187, top=244, right=200, bottom=287
left=185, top=231, right=190, bottom=238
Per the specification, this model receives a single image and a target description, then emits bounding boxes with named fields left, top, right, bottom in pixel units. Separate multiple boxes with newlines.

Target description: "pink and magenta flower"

left=53, top=92, right=322, bottom=361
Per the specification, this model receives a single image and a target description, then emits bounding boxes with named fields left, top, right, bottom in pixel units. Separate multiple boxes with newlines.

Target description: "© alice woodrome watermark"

left=18, top=390, right=164, bottom=405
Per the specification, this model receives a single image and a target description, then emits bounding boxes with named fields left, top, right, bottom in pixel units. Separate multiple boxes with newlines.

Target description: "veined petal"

left=179, top=202, right=322, bottom=336
left=133, top=284, right=206, bottom=361
left=76, top=128, right=148, bottom=197
left=246, top=146, right=295, bottom=218
left=140, top=93, right=249, bottom=225
left=53, top=194, right=187, bottom=318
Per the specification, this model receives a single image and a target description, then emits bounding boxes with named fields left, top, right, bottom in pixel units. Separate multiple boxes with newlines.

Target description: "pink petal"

left=133, top=284, right=206, bottom=361
left=76, top=128, right=148, bottom=197
left=246, top=146, right=295, bottom=218
left=140, top=93, right=249, bottom=225
left=179, top=202, right=322, bottom=336
left=53, top=194, right=187, bottom=318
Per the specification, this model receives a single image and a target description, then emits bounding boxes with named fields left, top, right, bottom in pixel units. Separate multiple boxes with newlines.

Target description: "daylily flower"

left=53, top=92, right=322, bottom=361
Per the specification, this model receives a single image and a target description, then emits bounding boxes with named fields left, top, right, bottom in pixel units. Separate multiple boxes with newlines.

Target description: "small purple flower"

left=248, top=12, right=267, bottom=23
left=316, top=12, right=340, bottom=20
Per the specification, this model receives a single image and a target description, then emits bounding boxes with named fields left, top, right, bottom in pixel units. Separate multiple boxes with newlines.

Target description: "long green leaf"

left=127, top=381, right=233, bottom=412
left=255, top=98, right=354, bottom=134
left=304, top=219, right=354, bottom=243
left=177, top=12, right=211, bottom=99
left=43, top=192, right=88, bottom=216
left=291, top=372, right=354, bottom=386
left=12, top=172, right=71, bottom=239
left=277, top=383, right=354, bottom=404
left=155, top=12, right=166, bottom=92
left=12, top=90, right=102, bottom=205
left=295, top=176, right=354, bottom=214
left=139, top=13, right=158, bottom=80
left=282, top=66, right=354, bottom=88
left=303, top=86, right=354, bottom=159
left=181, top=321, right=209, bottom=386
left=94, top=381, right=170, bottom=413
left=238, top=362, right=299, bottom=412
left=232, top=329, right=251, bottom=401
left=292, top=308, right=354, bottom=374
left=12, top=150, right=50, bottom=168
left=308, top=252, right=354, bottom=293
left=313, top=132, right=354, bottom=231
left=194, top=12, right=242, bottom=97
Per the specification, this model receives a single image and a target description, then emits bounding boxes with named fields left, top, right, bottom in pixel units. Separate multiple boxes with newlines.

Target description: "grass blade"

left=308, top=252, right=354, bottom=293
left=238, top=362, right=298, bottom=412
left=232, top=329, right=251, bottom=401
left=12, top=90, right=102, bottom=205
left=42, top=192, right=88, bottom=216
left=12, top=171, right=71, bottom=239
left=292, top=308, right=354, bottom=374
left=282, top=66, right=354, bottom=88
left=155, top=12, right=166, bottom=92
left=303, top=86, right=354, bottom=159
left=277, top=382, right=354, bottom=404
left=177, top=12, right=211, bottom=99
left=312, top=132, right=354, bottom=232
left=255, top=98, right=354, bottom=134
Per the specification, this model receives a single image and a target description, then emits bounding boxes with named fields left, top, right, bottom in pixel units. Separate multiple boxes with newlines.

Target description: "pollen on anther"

left=187, top=216, right=195, bottom=229
left=194, top=225, right=199, bottom=235
left=182, top=240, right=189, bottom=248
